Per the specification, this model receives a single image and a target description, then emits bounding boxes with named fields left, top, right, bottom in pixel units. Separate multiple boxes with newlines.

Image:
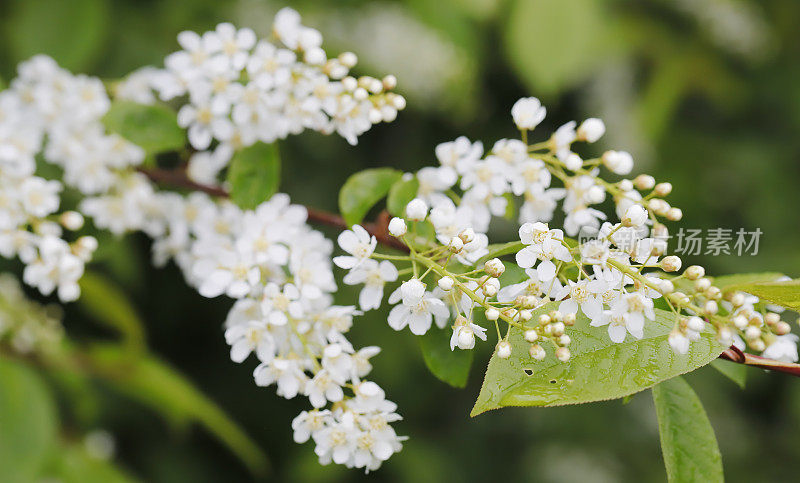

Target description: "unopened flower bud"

left=661, top=255, right=682, bottom=272
left=538, top=314, right=551, bottom=325
left=775, top=321, right=792, bottom=335
left=405, top=198, right=428, bottom=221
left=484, top=258, right=505, bottom=278
left=483, top=282, right=497, bottom=298
left=694, top=278, right=711, bottom=292
left=765, top=313, right=780, bottom=325
left=551, top=321, right=565, bottom=337
left=717, top=326, right=734, bottom=346
left=549, top=310, right=563, bottom=321
left=730, top=292, right=745, bottom=307
left=704, top=300, right=718, bottom=315
left=563, top=313, right=576, bottom=326
left=459, top=228, right=475, bottom=244
left=382, top=74, right=397, bottom=90
left=750, top=338, right=766, bottom=352
left=497, top=341, right=512, bottom=359
left=619, top=179, right=633, bottom=192
left=659, top=279, right=675, bottom=294
left=705, top=286, right=721, bottom=300
left=388, top=217, right=407, bottom=237
left=654, top=182, right=673, bottom=197
left=558, top=334, right=571, bottom=346
left=485, top=308, right=500, bottom=321
left=60, top=211, right=84, bottom=230
left=687, top=316, right=705, bottom=332
left=457, top=326, right=475, bottom=349
left=634, top=174, right=655, bottom=190
left=623, top=204, right=648, bottom=228
left=649, top=199, right=670, bottom=216
left=745, top=326, right=761, bottom=340
left=733, top=315, right=748, bottom=330
left=577, top=118, right=605, bottom=143
left=519, top=309, right=532, bottom=322
left=339, top=51, right=358, bottom=68
left=666, top=208, right=682, bottom=221
left=524, top=329, right=539, bottom=343
left=685, top=265, right=705, bottom=280
left=601, top=150, right=633, bottom=175
left=563, top=153, right=582, bottom=171
left=438, top=276, right=454, bottom=292
left=529, top=344, right=546, bottom=360
left=555, top=347, right=571, bottom=362
left=587, top=186, right=605, bottom=204
left=448, top=236, right=464, bottom=253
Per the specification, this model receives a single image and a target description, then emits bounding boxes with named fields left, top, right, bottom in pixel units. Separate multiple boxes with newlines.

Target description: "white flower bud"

left=649, top=199, right=670, bottom=216
left=745, top=326, right=761, bottom=340
left=457, top=326, right=475, bottom=349
left=555, top=347, right=571, bottom=362
left=339, top=51, right=358, bottom=68
left=587, top=185, right=605, bottom=204
left=484, top=258, right=505, bottom=278
left=511, top=97, right=546, bottom=130
left=519, top=309, right=532, bottom=321
left=538, top=314, right=551, bottom=325
left=438, top=276, right=454, bottom=292
left=341, top=76, right=358, bottom=91
left=776, top=321, right=792, bottom=335
left=704, top=300, right=718, bottom=315
left=601, top=150, right=634, bottom=175
left=666, top=208, right=682, bottom=221
left=485, top=308, right=500, bottom=321
left=558, top=334, right=571, bottom=346
left=392, top=95, right=407, bottom=110
left=694, top=278, right=711, bottom=292
left=634, top=174, right=655, bottom=190
left=458, top=228, right=475, bottom=243
left=732, top=314, right=748, bottom=330
left=448, top=236, right=464, bottom=253
left=563, top=313, right=576, bottom=326
left=705, top=286, right=721, bottom=300
left=354, top=87, right=369, bottom=101
left=684, top=265, right=705, bottom=280
left=765, top=313, right=780, bottom=325
left=687, top=316, right=705, bottom=332
left=496, top=341, right=512, bottom=359
left=717, top=326, right=734, bottom=346
left=623, top=204, right=648, bottom=227
left=550, top=321, right=565, bottom=337
left=524, top=329, right=539, bottom=343
left=60, top=211, right=84, bottom=230
left=668, top=330, right=690, bottom=354
left=659, top=279, right=675, bottom=294
left=577, top=118, right=605, bottom=142
left=388, top=217, right=407, bottom=237
left=529, top=344, right=546, bottom=360
left=749, top=338, right=766, bottom=352
left=405, top=198, right=428, bottom=221
left=618, top=179, right=634, bottom=192
left=654, top=182, right=673, bottom=197
left=564, top=153, right=583, bottom=171
left=661, top=255, right=682, bottom=272
left=483, top=282, right=497, bottom=297
left=730, top=292, right=745, bottom=307
left=382, top=74, right=397, bottom=90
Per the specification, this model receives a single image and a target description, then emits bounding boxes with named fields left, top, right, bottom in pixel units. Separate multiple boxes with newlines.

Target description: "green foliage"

left=503, top=0, right=610, bottom=97
left=387, top=175, right=420, bottom=217
left=712, top=272, right=785, bottom=292
left=85, top=345, right=269, bottom=476
left=471, top=302, right=725, bottom=416
left=709, top=359, right=746, bottom=389
left=338, top=168, right=402, bottom=226
left=418, top=325, right=473, bottom=388
left=721, top=279, right=800, bottom=311
left=227, top=142, right=281, bottom=210
left=102, top=101, right=185, bottom=156
left=652, top=376, right=724, bottom=483
left=0, top=358, right=59, bottom=483
left=4, top=0, right=109, bottom=71
left=77, top=270, right=145, bottom=350
left=45, top=443, right=138, bottom=483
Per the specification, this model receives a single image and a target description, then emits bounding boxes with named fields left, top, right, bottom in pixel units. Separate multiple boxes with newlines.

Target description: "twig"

left=138, top=166, right=800, bottom=377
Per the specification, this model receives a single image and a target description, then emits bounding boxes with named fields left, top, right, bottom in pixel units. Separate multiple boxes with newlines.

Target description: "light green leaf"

left=102, top=101, right=184, bottom=155
left=386, top=175, right=420, bottom=217
left=471, top=302, right=725, bottom=416
left=5, top=0, right=108, bottom=71
left=709, top=359, right=746, bottom=389
left=652, top=376, right=724, bottom=483
left=86, top=345, right=269, bottom=476
left=503, top=0, right=610, bottom=96
left=77, top=270, right=145, bottom=350
left=339, top=168, right=402, bottom=227
left=720, top=279, right=800, bottom=311
left=0, top=358, right=59, bottom=483
left=712, top=272, right=784, bottom=292
left=478, top=241, right=524, bottom=263
left=227, top=142, right=281, bottom=210
left=418, top=326, right=473, bottom=388
left=45, top=443, right=138, bottom=483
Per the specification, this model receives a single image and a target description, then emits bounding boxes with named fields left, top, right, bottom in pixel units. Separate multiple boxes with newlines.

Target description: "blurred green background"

left=2, top=0, right=800, bottom=481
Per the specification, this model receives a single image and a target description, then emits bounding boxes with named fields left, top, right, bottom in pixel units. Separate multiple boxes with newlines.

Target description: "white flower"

left=669, top=331, right=690, bottom=354
left=511, top=97, right=546, bottom=130
left=450, top=318, right=487, bottom=350
left=556, top=279, right=605, bottom=321
left=305, top=369, right=345, bottom=408
left=260, top=282, right=304, bottom=326
left=224, top=321, right=274, bottom=362
left=207, top=23, right=256, bottom=71
left=497, top=268, right=562, bottom=303
left=405, top=198, right=428, bottom=221
left=387, top=279, right=449, bottom=335
left=388, top=217, right=407, bottom=237
left=254, top=358, right=307, bottom=399
left=435, top=136, right=483, bottom=176
left=343, top=260, right=398, bottom=311
left=333, top=225, right=376, bottom=269
left=624, top=204, right=648, bottom=227
left=762, top=334, right=799, bottom=362
left=20, top=177, right=61, bottom=218
left=515, top=224, right=571, bottom=281
left=292, top=409, right=332, bottom=444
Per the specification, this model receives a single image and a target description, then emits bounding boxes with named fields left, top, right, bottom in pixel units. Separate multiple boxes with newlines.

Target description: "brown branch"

left=138, top=166, right=800, bottom=377
left=137, top=167, right=409, bottom=252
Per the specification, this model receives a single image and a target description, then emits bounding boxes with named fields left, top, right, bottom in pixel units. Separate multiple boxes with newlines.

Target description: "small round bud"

left=577, top=118, right=605, bottom=142
left=618, top=179, right=634, bottom=192
left=705, top=286, right=721, bottom=300
left=687, top=316, right=705, bottom=332
left=654, top=182, right=673, bottom=197
left=484, top=258, right=505, bottom=278
left=704, top=300, right=718, bottom=315
left=550, top=321, right=565, bottom=337
left=483, top=282, right=497, bottom=298
left=717, top=326, right=734, bottom=346
left=485, top=308, right=500, bottom=321
left=685, top=265, right=705, bottom=280
left=745, top=326, right=761, bottom=340
left=341, top=76, right=358, bottom=91
left=659, top=279, right=675, bottom=294
left=661, top=255, right=682, bottom=272
left=448, top=236, right=464, bottom=253
left=669, top=291, right=690, bottom=305
left=354, top=87, right=369, bottom=101
left=623, top=204, right=648, bottom=228
left=749, top=338, right=766, bottom=352
left=694, top=278, right=711, bottom=292
left=538, top=314, right=551, bottom=326
left=529, top=344, right=546, bottom=360
left=653, top=223, right=669, bottom=239
left=587, top=186, right=605, bottom=204
left=496, top=341, right=512, bottom=359
left=382, top=74, right=397, bottom=90
left=459, top=228, right=475, bottom=244
left=775, top=321, right=792, bottom=335
left=765, top=313, right=781, bottom=325
left=730, top=292, right=745, bottom=307
left=549, top=310, right=563, bottom=321
left=457, top=326, right=475, bottom=349
left=563, top=313, right=576, bottom=326
left=732, top=314, right=748, bottom=330
left=438, top=276, right=454, bottom=292
left=666, top=208, right=683, bottom=221
left=76, top=236, right=98, bottom=253
left=524, top=329, right=539, bottom=343
left=555, top=347, right=571, bottom=362
left=405, top=198, right=428, bottom=221
left=339, top=51, right=358, bottom=68
left=563, top=153, right=583, bottom=171
left=519, top=309, right=532, bottom=322
left=388, top=217, right=407, bottom=237
left=558, top=334, right=571, bottom=346
left=60, top=211, right=84, bottom=230
left=649, top=199, right=670, bottom=216
left=634, top=174, right=655, bottom=190
left=601, top=150, right=634, bottom=175
left=392, top=95, right=407, bottom=110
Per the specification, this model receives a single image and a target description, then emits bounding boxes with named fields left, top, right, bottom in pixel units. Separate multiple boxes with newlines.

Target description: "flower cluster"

left=333, top=97, right=798, bottom=364
left=0, top=273, right=64, bottom=356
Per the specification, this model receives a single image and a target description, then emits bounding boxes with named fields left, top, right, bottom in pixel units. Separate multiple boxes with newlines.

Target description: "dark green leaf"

left=386, top=175, right=419, bottom=217
left=709, top=359, right=746, bottom=389
left=418, top=326, right=473, bottom=388
left=77, top=270, right=145, bottom=350
left=0, top=358, right=59, bottom=483
left=102, top=101, right=185, bottom=155
left=338, top=168, right=402, bottom=226
left=652, top=376, right=724, bottom=483
left=472, top=302, right=725, bottom=415
left=5, top=0, right=109, bottom=71
left=227, top=142, right=281, bottom=210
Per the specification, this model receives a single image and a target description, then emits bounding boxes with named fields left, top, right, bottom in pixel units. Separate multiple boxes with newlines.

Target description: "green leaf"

left=45, top=443, right=138, bottom=483
left=4, top=0, right=109, bottom=71
left=102, top=101, right=184, bottom=155
left=0, top=358, right=59, bottom=483
left=227, top=142, right=281, bottom=210
left=86, top=345, right=269, bottom=476
left=503, top=0, right=610, bottom=96
left=720, top=279, right=800, bottom=311
left=77, top=270, right=145, bottom=350
left=418, top=326, right=473, bottom=388
left=712, top=272, right=784, bottom=292
left=339, top=168, right=402, bottom=226
left=709, top=359, right=746, bottom=389
left=471, top=302, right=725, bottom=416
left=386, top=175, right=420, bottom=217
left=652, top=376, right=724, bottom=483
